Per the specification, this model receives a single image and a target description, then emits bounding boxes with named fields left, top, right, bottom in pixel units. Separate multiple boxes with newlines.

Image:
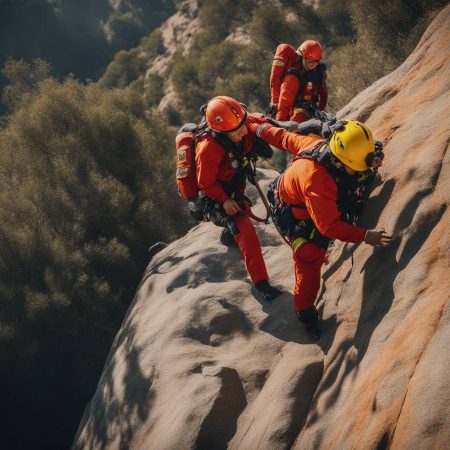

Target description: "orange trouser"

left=232, top=213, right=268, bottom=285
left=293, top=242, right=326, bottom=311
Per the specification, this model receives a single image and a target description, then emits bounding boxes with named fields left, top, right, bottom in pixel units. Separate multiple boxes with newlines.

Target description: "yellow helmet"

left=329, top=120, right=375, bottom=171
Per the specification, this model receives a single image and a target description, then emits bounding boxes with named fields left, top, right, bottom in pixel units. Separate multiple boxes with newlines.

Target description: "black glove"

left=289, top=118, right=323, bottom=135
left=265, top=103, right=278, bottom=118
left=266, top=118, right=300, bottom=132
left=314, top=109, right=336, bottom=124
left=321, top=119, right=347, bottom=139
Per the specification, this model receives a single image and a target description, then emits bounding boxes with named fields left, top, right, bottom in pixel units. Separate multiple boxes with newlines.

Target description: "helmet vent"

left=356, top=122, right=370, bottom=140
left=337, top=137, right=345, bottom=151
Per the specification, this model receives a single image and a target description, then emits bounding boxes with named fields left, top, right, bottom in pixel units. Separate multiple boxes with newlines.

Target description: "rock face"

left=72, top=6, right=450, bottom=450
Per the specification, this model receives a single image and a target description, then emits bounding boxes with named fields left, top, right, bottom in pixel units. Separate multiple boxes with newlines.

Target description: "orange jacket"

left=270, top=44, right=301, bottom=106
left=251, top=124, right=366, bottom=243
left=195, top=114, right=266, bottom=204
left=275, top=65, right=328, bottom=121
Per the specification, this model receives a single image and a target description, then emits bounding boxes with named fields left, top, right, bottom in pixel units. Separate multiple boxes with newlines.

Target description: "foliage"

left=1, top=58, right=52, bottom=111
left=144, top=73, right=165, bottom=107
left=328, top=0, right=448, bottom=109
left=249, top=2, right=300, bottom=52
left=99, top=48, right=147, bottom=88
left=0, top=60, right=191, bottom=450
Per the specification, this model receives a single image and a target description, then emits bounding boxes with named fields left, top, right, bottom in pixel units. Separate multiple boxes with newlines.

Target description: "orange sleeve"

left=275, top=73, right=299, bottom=121
left=270, top=44, right=292, bottom=105
left=195, top=139, right=228, bottom=204
left=317, top=72, right=328, bottom=110
left=270, top=64, right=285, bottom=106
left=302, top=167, right=366, bottom=242
left=250, top=122, right=322, bottom=156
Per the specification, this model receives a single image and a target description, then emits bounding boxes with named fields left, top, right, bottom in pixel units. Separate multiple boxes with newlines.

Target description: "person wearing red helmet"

left=194, top=96, right=282, bottom=301
left=267, top=40, right=328, bottom=123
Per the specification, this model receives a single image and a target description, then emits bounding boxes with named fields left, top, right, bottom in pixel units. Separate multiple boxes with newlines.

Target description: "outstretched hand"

left=364, top=228, right=394, bottom=247
left=321, top=119, right=347, bottom=138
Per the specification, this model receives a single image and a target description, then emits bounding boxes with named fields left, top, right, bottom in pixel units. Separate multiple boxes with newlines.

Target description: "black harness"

left=267, top=141, right=375, bottom=249
left=287, top=61, right=326, bottom=110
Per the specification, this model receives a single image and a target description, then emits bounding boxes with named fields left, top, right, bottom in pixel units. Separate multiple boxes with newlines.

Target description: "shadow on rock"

left=72, top=323, right=153, bottom=450
left=356, top=196, right=446, bottom=361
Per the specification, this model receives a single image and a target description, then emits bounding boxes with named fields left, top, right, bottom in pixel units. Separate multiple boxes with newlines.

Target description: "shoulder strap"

left=292, top=141, right=327, bottom=164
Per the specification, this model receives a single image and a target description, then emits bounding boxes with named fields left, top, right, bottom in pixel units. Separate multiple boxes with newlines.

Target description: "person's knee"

left=295, top=242, right=325, bottom=264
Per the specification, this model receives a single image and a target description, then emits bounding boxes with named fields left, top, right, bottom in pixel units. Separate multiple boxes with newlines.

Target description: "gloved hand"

left=321, top=119, right=347, bottom=138
left=265, top=103, right=278, bottom=118
left=284, top=118, right=323, bottom=135
left=266, top=119, right=307, bottom=132
left=315, top=110, right=336, bottom=124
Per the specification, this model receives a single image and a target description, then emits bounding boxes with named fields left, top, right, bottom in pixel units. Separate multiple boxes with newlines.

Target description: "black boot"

left=255, top=279, right=282, bottom=301
left=297, top=306, right=321, bottom=340
left=220, top=228, right=237, bottom=247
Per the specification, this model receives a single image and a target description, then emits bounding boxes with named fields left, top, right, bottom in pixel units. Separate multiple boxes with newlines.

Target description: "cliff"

left=73, top=5, right=450, bottom=449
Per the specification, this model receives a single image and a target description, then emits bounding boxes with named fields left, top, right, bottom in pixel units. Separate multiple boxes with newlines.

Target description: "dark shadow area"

left=72, top=321, right=153, bottom=450
left=252, top=286, right=335, bottom=350
left=307, top=337, right=357, bottom=425
left=359, top=177, right=397, bottom=229
left=184, top=297, right=253, bottom=345
left=166, top=248, right=247, bottom=293
left=195, top=367, right=247, bottom=450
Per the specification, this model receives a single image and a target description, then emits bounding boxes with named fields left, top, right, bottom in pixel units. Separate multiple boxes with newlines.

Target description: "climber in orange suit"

left=267, top=40, right=328, bottom=123
left=248, top=119, right=393, bottom=338
left=195, top=96, right=282, bottom=301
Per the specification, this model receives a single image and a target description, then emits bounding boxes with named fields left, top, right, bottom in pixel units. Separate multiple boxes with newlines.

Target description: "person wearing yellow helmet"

left=248, top=118, right=392, bottom=339
left=330, top=120, right=376, bottom=172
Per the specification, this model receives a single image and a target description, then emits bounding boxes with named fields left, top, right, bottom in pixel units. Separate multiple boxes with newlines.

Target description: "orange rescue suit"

left=249, top=123, right=367, bottom=311
left=270, top=44, right=328, bottom=122
left=195, top=114, right=270, bottom=285
left=270, top=44, right=302, bottom=107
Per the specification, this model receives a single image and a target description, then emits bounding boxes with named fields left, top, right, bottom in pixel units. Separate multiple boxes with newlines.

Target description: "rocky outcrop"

left=73, top=5, right=450, bottom=450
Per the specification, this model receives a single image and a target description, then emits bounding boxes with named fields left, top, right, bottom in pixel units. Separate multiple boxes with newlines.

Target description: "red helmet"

left=205, top=96, right=247, bottom=133
left=298, top=40, right=323, bottom=62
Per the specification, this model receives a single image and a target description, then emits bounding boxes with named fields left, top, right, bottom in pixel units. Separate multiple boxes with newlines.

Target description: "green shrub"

left=99, top=48, right=147, bottom=88
left=0, top=65, right=191, bottom=449
left=144, top=73, right=165, bottom=107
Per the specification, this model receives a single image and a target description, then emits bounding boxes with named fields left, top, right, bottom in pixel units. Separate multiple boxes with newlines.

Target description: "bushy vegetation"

left=165, top=0, right=447, bottom=123
left=0, top=59, right=191, bottom=450
left=326, top=0, right=447, bottom=107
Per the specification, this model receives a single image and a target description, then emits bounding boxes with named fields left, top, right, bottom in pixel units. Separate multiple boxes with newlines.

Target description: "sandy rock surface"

left=73, top=6, right=450, bottom=450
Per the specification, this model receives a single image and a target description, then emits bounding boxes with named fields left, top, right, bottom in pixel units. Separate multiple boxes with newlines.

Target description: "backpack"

left=175, top=123, right=204, bottom=200
left=175, top=122, right=251, bottom=202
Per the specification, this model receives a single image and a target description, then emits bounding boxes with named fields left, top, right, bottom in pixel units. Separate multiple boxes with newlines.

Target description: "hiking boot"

left=255, top=279, right=283, bottom=301
left=297, top=306, right=321, bottom=340
left=220, top=228, right=237, bottom=247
